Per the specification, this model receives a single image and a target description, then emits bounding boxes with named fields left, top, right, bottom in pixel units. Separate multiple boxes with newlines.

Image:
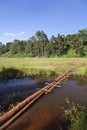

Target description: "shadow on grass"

left=0, top=67, right=23, bottom=80
left=0, top=67, right=56, bottom=81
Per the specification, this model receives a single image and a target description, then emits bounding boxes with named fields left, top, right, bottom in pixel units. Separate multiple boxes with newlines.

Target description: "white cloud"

left=4, top=32, right=25, bottom=37
left=20, top=32, right=25, bottom=35
left=4, top=32, right=16, bottom=37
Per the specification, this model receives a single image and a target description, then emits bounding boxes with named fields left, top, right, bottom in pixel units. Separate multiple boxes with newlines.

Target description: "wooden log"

left=0, top=88, right=44, bottom=126
left=0, top=69, right=73, bottom=129
left=0, top=91, right=44, bottom=130
left=0, top=82, right=55, bottom=126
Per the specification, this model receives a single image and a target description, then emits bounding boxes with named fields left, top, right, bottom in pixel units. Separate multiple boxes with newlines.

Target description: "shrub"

left=63, top=99, right=87, bottom=130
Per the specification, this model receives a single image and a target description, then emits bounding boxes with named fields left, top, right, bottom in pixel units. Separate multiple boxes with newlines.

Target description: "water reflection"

left=0, top=77, right=38, bottom=100
left=1, top=76, right=87, bottom=130
left=0, top=77, right=46, bottom=112
left=71, top=75, right=87, bottom=86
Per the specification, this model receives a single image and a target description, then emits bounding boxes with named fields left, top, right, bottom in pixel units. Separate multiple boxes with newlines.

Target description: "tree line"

left=0, top=29, right=87, bottom=57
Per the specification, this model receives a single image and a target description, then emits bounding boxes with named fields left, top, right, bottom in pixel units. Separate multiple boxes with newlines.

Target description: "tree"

left=35, top=31, right=49, bottom=56
left=0, top=42, right=3, bottom=55
left=56, top=34, right=65, bottom=56
left=0, top=29, right=87, bottom=57
left=50, top=35, right=58, bottom=56
left=0, top=42, right=3, bottom=49
left=75, top=29, right=87, bottom=57
left=5, top=42, right=12, bottom=52
left=0, top=42, right=7, bottom=55
left=25, top=40, right=34, bottom=57
left=11, top=40, right=21, bottom=54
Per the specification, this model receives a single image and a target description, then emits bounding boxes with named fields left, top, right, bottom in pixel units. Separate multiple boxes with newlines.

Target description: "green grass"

left=73, top=66, right=87, bottom=76
left=0, top=58, right=87, bottom=79
left=62, top=99, right=87, bottom=130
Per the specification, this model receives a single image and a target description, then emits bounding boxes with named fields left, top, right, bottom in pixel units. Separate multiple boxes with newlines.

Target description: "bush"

left=63, top=99, right=87, bottom=130
left=66, top=49, right=76, bottom=58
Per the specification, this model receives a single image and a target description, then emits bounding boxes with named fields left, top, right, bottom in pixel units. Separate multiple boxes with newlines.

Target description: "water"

left=0, top=77, right=43, bottom=99
left=0, top=76, right=87, bottom=130
left=0, top=76, right=52, bottom=111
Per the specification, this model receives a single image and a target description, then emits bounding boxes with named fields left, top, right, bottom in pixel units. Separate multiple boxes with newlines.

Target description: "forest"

left=0, top=29, right=87, bottom=57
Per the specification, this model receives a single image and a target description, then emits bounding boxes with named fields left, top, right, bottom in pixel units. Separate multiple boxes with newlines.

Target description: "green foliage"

left=0, top=29, right=87, bottom=57
left=83, top=46, right=87, bottom=56
left=0, top=67, right=23, bottom=80
left=74, top=67, right=87, bottom=76
left=63, top=99, right=87, bottom=130
left=0, top=58, right=87, bottom=79
left=65, top=49, right=76, bottom=57
left=22, top=68, right=56, bottom=77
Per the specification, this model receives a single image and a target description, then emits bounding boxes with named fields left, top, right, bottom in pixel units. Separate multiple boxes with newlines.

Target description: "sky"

left=0, top=0, right=87, bottom=44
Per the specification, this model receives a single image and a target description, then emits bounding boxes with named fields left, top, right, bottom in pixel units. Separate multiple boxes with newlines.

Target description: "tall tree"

left=56, top=34, right=65, bottom=56
left=50, top=35, right=58, bottom=56
left=35, top=31, right=49, bottom=56
left=11, top=40, right=21, bottom=54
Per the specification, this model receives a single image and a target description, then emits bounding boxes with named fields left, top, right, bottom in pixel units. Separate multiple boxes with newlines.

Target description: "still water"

left=0, top=76, right=53, bottom=111
left=0, top=76, right=87, bottom=130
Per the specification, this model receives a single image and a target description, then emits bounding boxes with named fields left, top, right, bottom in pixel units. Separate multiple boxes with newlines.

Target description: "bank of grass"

left=73, top=66, right=87, bottom=76
left=60, top=99, right=87, bottom=130
left=0, top=58, right=87, bottom=79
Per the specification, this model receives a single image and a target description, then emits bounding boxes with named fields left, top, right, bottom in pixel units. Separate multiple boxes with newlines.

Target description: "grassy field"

left=0, top=58, right=87, bottom=79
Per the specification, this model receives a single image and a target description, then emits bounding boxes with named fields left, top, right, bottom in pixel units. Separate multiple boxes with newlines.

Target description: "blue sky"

left=0, top=0, right=87, bottom=44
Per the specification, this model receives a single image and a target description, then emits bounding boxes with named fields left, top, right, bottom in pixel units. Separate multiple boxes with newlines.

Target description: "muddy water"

left=1, top=76, right=87, bottom=130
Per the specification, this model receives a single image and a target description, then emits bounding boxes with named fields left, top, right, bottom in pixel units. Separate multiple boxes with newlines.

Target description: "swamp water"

left=0, top=76, right=87, bottom=130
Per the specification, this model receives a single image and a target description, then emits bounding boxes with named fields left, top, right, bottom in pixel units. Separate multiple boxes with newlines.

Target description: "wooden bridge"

left=0, top=69, right=73, bottom=130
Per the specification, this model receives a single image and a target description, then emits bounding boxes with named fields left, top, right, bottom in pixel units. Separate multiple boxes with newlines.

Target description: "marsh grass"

left=61, top=99, right=87, bottom=130
left=73, top=66, right=87, bottom=76
left=0, top=58, right=87, bottom=80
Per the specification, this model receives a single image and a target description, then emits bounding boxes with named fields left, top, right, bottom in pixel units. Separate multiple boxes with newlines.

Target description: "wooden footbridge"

left=0, top=69, right=73, bottom=130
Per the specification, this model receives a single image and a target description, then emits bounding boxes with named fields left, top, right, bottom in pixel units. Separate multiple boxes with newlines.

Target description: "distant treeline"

left=0, top=29, right=87, bottom=57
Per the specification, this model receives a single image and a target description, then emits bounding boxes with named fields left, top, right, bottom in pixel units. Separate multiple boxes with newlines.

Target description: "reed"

left=0, top=58, right=87, bottom=80
left=62, top=99, right=87, bottom=130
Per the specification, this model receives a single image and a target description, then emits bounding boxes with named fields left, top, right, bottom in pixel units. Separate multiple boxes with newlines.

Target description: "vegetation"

left=0, top=67, right=23, bottom=80
left=0, top=29, right=87, bottom=127
left=60, top=99, right=87, bottom=130
left=0, top=58, right=87, bottom=80
left=0, top=29, right=87, bottom=57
